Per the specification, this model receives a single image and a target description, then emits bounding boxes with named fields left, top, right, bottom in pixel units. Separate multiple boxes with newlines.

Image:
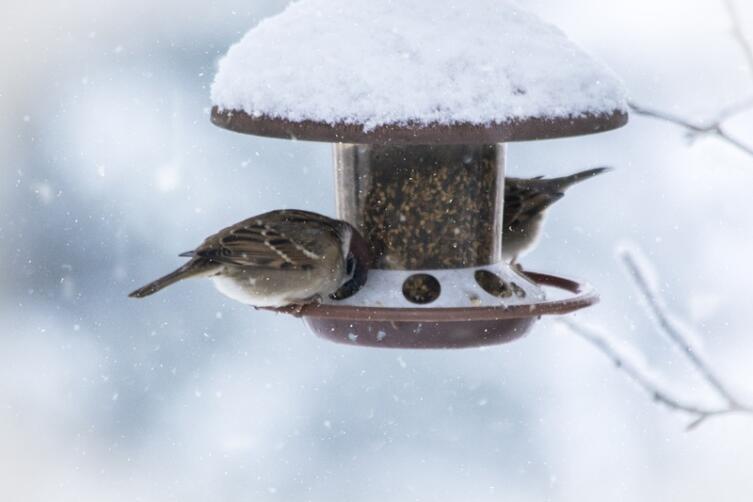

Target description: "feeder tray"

left=209, top=0, right=628, bottom=348
left=278, top=271, right=597, bottom=349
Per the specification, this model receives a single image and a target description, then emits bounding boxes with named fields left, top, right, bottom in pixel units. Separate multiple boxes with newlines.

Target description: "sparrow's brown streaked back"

left=503, top=167, right=611, bottom=262
left=129, top=209, right=370, bottom=308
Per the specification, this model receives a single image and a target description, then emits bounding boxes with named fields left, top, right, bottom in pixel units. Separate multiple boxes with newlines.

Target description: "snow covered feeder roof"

left=210, top=0, right=628, bottom=144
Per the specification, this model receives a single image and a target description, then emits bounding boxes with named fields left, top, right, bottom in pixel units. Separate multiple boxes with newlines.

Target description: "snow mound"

left=211, top=0, right=627, bottom=131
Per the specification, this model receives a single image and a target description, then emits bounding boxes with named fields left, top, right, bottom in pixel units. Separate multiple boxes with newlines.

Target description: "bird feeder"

left=209, top=0, right=628, bottom=348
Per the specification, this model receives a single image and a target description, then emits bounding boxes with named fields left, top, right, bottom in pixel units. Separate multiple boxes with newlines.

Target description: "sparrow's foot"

left=510, top=261, right=535, bottom=282
left=281, top=295, right=323, bottom=316
left=269, top=303, right=306, bottom=317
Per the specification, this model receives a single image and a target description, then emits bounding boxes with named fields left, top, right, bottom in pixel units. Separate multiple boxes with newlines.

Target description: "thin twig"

left=723, top=0, right=753, bottom=80
left=716, top=95, right=753, bottom=122
left=560, top=244, right=752, bottom=430
left=559, top=319, right=746, bottom=430
left=629, top=102, right=753, bottom=158
left=628, top=102, right=711, bottom=133
left=618, top=247, right=744, bottom=408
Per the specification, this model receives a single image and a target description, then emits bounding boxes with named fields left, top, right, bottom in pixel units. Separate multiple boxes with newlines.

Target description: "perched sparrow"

left=129, top=209, right=370, bottom=308
left=503, top=167, right=611, bottom=262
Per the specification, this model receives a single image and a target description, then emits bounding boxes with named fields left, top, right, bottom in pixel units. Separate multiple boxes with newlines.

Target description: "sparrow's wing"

left=504, top=168, right=609, bottom=226
left=503, top=184, right=528, bottom=227
left=194, top=215, right=328, bottom=270
left=504, top=180, right=563, bottom=227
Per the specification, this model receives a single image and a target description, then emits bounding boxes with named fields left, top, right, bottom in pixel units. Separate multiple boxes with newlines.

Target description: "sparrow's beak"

left=329, top=228, right=371, bottom=301
left=179, top=251, right=196, bottom=257
left=330, top=254, right=369, bottom=300
left=349, top=252, right=369, bottom=291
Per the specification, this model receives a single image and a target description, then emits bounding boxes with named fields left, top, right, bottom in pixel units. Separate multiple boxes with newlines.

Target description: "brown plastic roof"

left=211, top=106, right=628, bottom=144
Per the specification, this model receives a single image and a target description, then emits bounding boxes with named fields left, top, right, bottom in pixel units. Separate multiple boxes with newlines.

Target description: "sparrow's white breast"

left=211, top=267, right=344, bottom=307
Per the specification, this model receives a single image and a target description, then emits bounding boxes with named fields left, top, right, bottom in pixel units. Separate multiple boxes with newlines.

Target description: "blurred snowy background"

left=2, top=0, right=753, bottom=500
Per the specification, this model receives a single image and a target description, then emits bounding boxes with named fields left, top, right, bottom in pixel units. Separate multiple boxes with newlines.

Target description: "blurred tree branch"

left=629, top=102, right=753, bottom=157
left=723, top=0, right=753, bottom=76
left=561, top=245, right=752, bottom=430
left=629, top=0, right=753, bottom=159
left=560, top=320, right=747, bottom=430
left=619, top=248, right=741, bottom=407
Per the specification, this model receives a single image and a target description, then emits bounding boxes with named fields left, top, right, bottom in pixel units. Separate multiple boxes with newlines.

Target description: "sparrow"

left=129, top=209, right=370, bottom=308
left=503, top=167, right=611, bottom=262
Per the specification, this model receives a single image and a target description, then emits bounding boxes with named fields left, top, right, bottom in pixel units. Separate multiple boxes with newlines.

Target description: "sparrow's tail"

left=128, top=259, right=214, bottom=298
left=545, top=166, right=612, bottom=192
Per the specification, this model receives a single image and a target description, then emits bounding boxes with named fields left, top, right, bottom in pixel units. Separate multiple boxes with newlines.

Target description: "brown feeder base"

left=291, top=271, right=596, bottom=349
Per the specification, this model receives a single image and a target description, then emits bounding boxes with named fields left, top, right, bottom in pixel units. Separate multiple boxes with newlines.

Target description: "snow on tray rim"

left=211, top=0, right=628, bottom=131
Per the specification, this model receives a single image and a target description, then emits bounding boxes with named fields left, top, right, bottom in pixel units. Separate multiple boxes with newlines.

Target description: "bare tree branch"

left=560, top=244, right=752, bottom=430
left=716, top=95, right=753, bottom=122
left=559, top=319, right=747, bottom=430
left=629, top=102, right=753, bottom=158
left=723, top=0, right=753, bottom=81
left=618, top=246, right=744, bottom=408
